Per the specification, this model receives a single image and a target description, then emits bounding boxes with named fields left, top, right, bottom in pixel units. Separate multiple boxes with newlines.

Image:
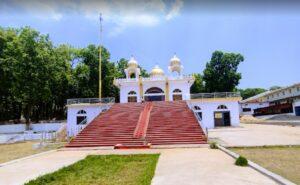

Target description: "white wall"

left=120, top=83, right=141, bottom=103
left=0, top=123, right=63, bottom=134
left=189, top=100, right=240, bottom=129
left=119, top=79, right=193, bottom=103
left=239, top=102, right=269, bottom=115
left=67, top=104, right=110, bottom=136
left=169, top=81, right=191, bottom=101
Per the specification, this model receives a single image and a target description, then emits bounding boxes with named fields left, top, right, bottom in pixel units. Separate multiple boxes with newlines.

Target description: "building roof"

left=241, top=83, right=300, bottom=103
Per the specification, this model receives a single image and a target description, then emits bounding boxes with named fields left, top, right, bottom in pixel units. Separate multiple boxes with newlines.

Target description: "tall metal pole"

left=99, top=13, right=102, bottom=99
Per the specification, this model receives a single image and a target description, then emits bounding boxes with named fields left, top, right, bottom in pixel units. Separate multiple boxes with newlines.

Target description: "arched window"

left=193, top=106, right=202, bottom=120
left=128, top=91, right=137, bottom=95
left=145, top=87, right=164, bottom=94
left=194, top=106, right=201, bottom=110
left=77, top=110, right=87, bottom=125
left=128, top=91, right=137, bottom=102
left=172, top=89, right=182, bottom=101
left=173, top=89, right=182, bottom=93
left=77, top=110, right=87, bottom=114
left=144, top=87, right=165, bottom=101
left=217, top=105, right=228, bottom=109
left=129, top=73, right=136, bottom=78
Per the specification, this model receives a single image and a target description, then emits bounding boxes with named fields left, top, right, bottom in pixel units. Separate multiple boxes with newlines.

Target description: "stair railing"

left=133, top=102, right=153, bottom=139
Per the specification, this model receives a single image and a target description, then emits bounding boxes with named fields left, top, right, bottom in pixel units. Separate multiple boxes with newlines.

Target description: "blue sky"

left=0, top=0, right=299, bottom=89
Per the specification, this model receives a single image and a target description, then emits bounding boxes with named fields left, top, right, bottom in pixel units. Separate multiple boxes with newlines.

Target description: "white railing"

left=142, top=76, right=166, bottom=82
left=167, top=75, right=194, bottom=81
left=67, top=97, right=115, bottom=105
left=115, top=75, right=194, bottom=84
left=190, top=92, right=241, bottom=99
left=114, top=78, right=139, bottom=83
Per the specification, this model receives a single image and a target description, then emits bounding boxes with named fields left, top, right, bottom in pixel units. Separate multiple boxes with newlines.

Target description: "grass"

left=0, top=141, right=65, bottom=163
left=231, top=146, right=300, bottom=184
left=25, top=154, right=160, bottom=185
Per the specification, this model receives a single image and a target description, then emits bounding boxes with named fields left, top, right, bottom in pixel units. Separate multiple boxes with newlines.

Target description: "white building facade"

left=114, top=55, right=194, bottom=103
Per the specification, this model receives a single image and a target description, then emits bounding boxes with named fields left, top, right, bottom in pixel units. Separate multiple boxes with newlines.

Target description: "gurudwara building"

left=66, top=55, right=241, bottom=148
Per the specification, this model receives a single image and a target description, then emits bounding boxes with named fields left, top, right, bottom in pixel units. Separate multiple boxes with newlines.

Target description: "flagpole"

left=99, top=13, right=102, bottom=99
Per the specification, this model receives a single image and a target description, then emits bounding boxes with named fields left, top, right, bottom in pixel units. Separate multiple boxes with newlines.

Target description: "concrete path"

left=0, top=148, right=276, bottom=185
left=209, top=123, right=300, bottom=147
left=151, top=148, right=276, bottom=185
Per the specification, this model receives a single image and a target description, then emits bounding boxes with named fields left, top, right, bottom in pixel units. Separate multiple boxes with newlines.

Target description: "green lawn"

left=25, top=154, right=160, bottom=185
left=231, top=146, right=300, bottom=184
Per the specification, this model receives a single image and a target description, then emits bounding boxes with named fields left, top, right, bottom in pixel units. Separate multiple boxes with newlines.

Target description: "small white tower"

left=168, top=54, right=183, bottom=75
left=125, top=56, right=140, bottom=79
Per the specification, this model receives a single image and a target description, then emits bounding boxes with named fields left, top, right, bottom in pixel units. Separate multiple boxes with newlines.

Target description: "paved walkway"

left=209, top=123, right=300, bottom=147
left=0, top=148, right=277, bottom=185
left=152, top=148, right=276, bottom=185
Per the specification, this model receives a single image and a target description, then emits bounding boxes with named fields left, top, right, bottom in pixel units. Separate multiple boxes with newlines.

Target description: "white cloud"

left=1, top=0, right=184, bottom=35
left=166, top=0, right=184, bottom=20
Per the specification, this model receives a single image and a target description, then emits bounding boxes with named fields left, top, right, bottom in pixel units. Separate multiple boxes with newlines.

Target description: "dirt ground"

left=209, top=123, right=300, bottom=147
left=231, top=146, right=300, bottom=184
left=0, top=141, right=65, bottom=163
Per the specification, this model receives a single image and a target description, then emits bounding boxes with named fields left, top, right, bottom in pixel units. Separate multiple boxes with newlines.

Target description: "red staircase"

left=66, top=103, right=146, bottom=147
left=66, top=101, right=206, bottom=148
left=146, top=101, right=207, bottom=145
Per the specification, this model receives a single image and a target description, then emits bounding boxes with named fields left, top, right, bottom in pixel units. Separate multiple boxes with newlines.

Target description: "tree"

left=269, top=86, right=281, bottom=91
left=190, top=73, right=205, bottom=93
left=203, top=51, right=244, bottom=92
left=239, top=88, right=266, bottom=99
left=0, top=26, right=151, bottom=124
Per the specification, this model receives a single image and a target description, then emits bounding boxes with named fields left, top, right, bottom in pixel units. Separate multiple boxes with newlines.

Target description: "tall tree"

left=190, top=73, right=205, bottom=93
left=203, top=51, right=244, bottom=92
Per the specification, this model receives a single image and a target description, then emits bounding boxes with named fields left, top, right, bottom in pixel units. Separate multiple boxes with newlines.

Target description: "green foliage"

left=203, top=51, right=244, bottom=92
left=235, top=156, right=248, bottom=166
left=210, top=142, right=218, bottom=149
left=25, top=154, right=159, bottom=185
left=190, top=73, right=205, bottom=93
left=0, top=26, right=149, bottom=124
left=269, top=86, right=281, bottom=91
left=239, top=88, right=267, bottom=99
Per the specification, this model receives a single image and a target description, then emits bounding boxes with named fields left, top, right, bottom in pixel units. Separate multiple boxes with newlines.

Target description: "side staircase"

left=66, top=101, right=207, bottom=148
left=66, top=103, right=146, bottom=147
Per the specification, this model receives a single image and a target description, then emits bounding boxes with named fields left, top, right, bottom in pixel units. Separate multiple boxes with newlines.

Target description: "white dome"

left=171, top=54, right=180, bottom=62
left=150, top=65, right=164, bottom=77
left=128, top=56, right=138, bottom=68
left=170, top=54, right=181, bottom=66
left=169, top=54, right=183, bottom=74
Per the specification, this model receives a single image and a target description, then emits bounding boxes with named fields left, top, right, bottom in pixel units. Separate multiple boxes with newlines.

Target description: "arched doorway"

left=77, top=110, right=87, bottom=125
left=128, top=91, right=137, bottom=102
left=214, top=105, right=231, bottom=127
left=144, top=87, right=165, bottom=101
left=172, top=89, right=182, bottom=101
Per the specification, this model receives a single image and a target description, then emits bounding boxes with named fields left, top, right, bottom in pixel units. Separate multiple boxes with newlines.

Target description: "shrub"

left=210, top=142, right=218, bottom=149
left=235, top=156, right=248, bottom=166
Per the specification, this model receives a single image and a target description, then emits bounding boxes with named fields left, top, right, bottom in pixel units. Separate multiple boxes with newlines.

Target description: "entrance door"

left=144, top=87, right=165, bottom=102
left=145, top=95, right=165, bottom=101
left=295, top=106, right=300, bottom=116
left=214, top=111, right=231, bottom=127
left=223, top=112, right=231, bottom=126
